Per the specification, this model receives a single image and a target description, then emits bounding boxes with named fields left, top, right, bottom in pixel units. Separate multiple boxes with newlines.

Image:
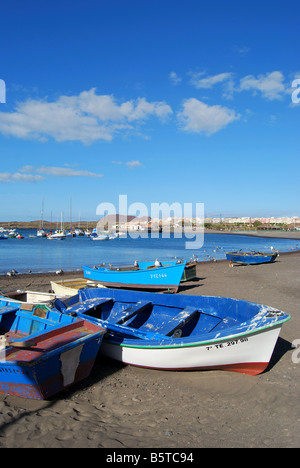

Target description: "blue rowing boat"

left=83, top=260, right=186, bottom=292
left=55, top=288, right=290, bottom=376
left=226, top=251, right=278, bottom=265
left=0, top=298, right=105, bottom=399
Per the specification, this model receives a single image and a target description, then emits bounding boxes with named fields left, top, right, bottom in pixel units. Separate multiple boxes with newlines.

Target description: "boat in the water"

left=55, top=287, right=290, bottom=376
left=0, top=297, right=106, bottom=399
left=47, top=230, right=67, bottom=240
left=226, top=251, right=278, bottom=265
left=83, top=260, right=186, bottom=292
left=37, top=229, right=47, bottom=237
left=92, top=234, right=109, bottom=241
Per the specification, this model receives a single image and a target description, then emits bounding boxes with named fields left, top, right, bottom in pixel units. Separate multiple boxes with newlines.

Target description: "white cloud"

left=125, top=160, right=143, bottom=168
left=239, top=71, right=286, bottom=100
left=189, top=72, right=236, bottom=99
left=232, top=46, right=251, bottom=57
left=190, top=72, right=234, bottom=89
left=169, top=72, right=182, bottom=85
left=0, top=89, right=173, bottom=144
left=189, top=70, right=291, bottom=101
left=35, top=166, right=103, bottom=178
left=0, top=165, right=104, bottom=183
left=177, top=98, right=240, bottom=135
left=0, top=172, right=45, bottom=183
left=111, top=160, right=143, bottom=168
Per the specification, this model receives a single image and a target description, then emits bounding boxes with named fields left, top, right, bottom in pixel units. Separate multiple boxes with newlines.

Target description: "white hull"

left=100, top=325, right=282, bottom=375
left=47, top=234, right=66, bottom=240
left=37, top=230, right=47, bottom=237
left=51, top=279, right=105, bottom=296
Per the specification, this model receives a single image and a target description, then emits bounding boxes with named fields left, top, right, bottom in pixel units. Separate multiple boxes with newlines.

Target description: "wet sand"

left=0, top=251, right=299, bottom=448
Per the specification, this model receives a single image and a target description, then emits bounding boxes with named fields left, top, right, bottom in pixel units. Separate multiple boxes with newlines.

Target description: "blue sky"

left=0, top=0, right=299, bottom=222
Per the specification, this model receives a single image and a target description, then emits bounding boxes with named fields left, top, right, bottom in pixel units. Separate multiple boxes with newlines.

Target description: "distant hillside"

left=0, top=220, right=98, bottom=229
left=0, top=215, right=152, bottom=230
left=97, top=214, right=151, bottom=227
left=97, top=215, right=136, bottom=226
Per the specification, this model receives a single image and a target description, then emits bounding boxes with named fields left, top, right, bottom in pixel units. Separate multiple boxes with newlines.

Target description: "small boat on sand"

left=0, top=297, right=106, bottom=400
left=83, top=260, right=186, bottom=292
left=51, top=278, right=106, bottom=296
left=54, top=288, right=290, bottom=376
left=51, top=262, right=197, bottom=296
left=3, top=290, right=59, bottom=304
left=226, top=251, right=278, bottom=265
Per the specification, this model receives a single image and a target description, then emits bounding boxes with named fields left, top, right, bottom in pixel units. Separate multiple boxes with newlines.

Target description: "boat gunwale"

left=1, top=323, right=106, bottom=366
left=78, top=310, right=290, bottom=350
left=83, top=261, right=186, bottom=276
left=225, top=251, right=277, bottom=258
left=112, top=318, right=290, bottom=349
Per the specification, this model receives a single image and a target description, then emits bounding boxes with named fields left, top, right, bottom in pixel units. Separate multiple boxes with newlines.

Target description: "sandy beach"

left=0, top=250, right=299, bottom=449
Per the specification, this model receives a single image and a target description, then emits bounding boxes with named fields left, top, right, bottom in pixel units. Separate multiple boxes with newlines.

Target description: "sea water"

left=0, top=229, right=299, bottom=274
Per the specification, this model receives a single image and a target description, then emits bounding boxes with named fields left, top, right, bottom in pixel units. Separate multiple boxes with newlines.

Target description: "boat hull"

left=100, top=325, right=281, bottom=376
left=51, top=278, right=106, bottom=296
left=0, top=303, right=105, bottom=399
left=60, top=288, right=290, bottom=376
left=83, top=261, right=186, bottom=292
left=226, top=252, right=278, bottom=265
left=0, top=329, right=103, bottom=399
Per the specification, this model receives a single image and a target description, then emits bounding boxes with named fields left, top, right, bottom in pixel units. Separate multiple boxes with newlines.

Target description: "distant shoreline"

left=1, top=222, right=299, bottom=240
left=1, top=250, right=299, bottom=281
left=204, top=229, right=300, bottom=240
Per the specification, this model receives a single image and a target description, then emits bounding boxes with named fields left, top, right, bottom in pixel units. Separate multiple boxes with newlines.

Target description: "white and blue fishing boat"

left=83, top=260, right=187, bottom=292
left=226, top=250, right=278, bottom=265
left=0, top=298, right=105, bottom=400
left=92, top=234, right=109, bottom=241
left=55, top=288, right=290, bottom=376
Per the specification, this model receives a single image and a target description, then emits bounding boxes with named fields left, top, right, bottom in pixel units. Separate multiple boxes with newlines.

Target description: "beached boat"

left=51, top=264, right=195, bottom=297
left=3, top=290, right=61, bottom=305
left=0, top=298, right=106, bottom=399
left=226, top=251, right=278, bottom=265
left=83, top=260, right=186, bottom=292
left=55, top=288, right=290, bottom=376
left=51, top=278, right=106, bottom=296
left=180, top=261, right=197, bottom=282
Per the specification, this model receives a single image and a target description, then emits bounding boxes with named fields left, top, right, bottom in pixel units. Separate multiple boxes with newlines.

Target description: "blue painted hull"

left=226, top=251, right=278, bottom=265
left=83, top=261, right=186, bottom=292
left=0, top=299, right=105, bottom=399
left=56, top=287, right=290, bottom=376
